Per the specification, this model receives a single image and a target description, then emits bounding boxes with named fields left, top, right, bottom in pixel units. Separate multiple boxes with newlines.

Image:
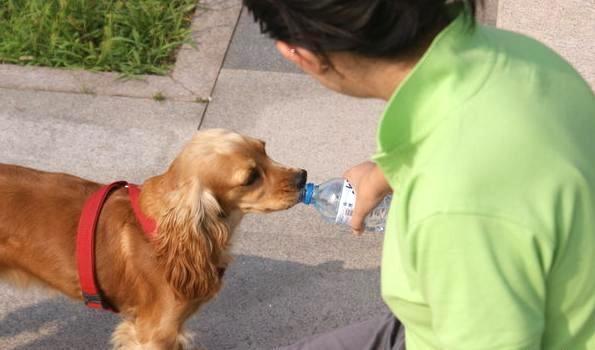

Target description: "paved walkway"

left=0, top=4, right=385, bottom=350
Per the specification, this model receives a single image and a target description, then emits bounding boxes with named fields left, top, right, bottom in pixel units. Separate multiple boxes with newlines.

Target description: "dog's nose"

left=294, top=169, right=308, bottom=189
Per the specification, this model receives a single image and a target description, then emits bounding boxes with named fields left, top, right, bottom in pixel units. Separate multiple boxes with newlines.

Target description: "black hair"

left=243, top=0, right=479, bottom=59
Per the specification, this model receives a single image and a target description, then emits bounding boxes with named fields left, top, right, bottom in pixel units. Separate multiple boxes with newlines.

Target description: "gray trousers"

left=278, top=313, right=405, bottom=350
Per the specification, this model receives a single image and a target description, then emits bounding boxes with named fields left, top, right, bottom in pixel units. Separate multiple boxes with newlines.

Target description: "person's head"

left=244, top=0, right=478, bottom=97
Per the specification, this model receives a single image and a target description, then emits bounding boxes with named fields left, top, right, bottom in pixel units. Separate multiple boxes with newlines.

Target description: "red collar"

left=76, top=181, right=156, bottom=312
left=127, top=184, right=157, bottom=236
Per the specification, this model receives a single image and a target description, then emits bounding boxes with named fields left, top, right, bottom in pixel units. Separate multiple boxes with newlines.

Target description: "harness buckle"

left=83, top=292, right=106, bottom=308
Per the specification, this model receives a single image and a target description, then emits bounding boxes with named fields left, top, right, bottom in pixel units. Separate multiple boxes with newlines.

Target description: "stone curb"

left=0, top=0, right=242, bottom=103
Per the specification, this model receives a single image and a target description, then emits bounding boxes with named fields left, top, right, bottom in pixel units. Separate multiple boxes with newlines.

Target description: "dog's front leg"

left=111, top=304, right=192, bottom=350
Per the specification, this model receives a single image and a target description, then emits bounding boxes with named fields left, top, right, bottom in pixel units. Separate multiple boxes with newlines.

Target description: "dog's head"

left=147, top=129, right=306, bottom=300
left=166, top=128, right=306, bottom=215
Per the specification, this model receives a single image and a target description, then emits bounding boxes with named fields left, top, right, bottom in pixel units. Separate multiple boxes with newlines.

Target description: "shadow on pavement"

left=1, top=255, right=383, bottom=350
left=190, top=255, right=384, bottom=350
left=0, top=297, right=118, bottom=350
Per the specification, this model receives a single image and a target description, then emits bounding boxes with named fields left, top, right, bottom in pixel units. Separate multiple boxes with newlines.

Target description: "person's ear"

left=276, top=41, right=329, bottom=75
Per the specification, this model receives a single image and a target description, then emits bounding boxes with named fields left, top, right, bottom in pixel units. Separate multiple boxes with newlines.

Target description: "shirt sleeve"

left=408, top=213, right=548, bottom=349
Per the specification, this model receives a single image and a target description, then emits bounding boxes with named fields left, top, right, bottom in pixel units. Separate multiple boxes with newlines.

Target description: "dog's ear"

left=154, top=178, right=229, bottom=300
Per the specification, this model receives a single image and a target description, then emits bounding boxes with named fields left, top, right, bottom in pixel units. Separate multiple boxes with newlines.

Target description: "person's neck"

left=361, top=21, right=448, bottom=101
left=362, top=58, right=419, bottom=101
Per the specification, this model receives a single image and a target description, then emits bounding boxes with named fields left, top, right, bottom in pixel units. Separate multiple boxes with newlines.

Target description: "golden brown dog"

left=0, top=129, right=307, bottom=349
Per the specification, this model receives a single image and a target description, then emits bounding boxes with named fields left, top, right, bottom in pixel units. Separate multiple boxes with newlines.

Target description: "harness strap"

left=76, top=181, right=226, bottom=312
left=127, top=184, right=157, bottom=238
left=76, top=181, right=128, bottom=311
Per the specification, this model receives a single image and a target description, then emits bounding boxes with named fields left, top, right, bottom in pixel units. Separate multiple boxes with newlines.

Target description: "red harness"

left=76, top=181, right=156, bottom=312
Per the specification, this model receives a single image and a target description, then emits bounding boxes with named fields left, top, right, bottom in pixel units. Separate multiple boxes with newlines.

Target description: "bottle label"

left=336, top=180, right=356, bottom=225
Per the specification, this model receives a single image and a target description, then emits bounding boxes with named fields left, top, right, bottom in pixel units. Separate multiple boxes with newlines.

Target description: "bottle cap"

left=302, top=183, right=315, bottom=205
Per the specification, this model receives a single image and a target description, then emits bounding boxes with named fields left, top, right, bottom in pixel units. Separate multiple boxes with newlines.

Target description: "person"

left=242, top=0, right=595, bottom=349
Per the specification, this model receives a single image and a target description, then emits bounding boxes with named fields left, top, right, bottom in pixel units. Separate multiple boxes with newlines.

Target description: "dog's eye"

left=244, top=169, right=260, bottom=186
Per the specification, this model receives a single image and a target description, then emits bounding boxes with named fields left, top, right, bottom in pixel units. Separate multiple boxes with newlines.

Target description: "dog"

left=0, top=128, right=307, bottom=349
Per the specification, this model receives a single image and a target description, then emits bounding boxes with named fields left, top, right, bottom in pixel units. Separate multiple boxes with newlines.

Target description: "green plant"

left=80, top=85, right=96, bottom=95
left=153, top=91, right=166, bottom=101
left=0, top=0, right=198, bottom=75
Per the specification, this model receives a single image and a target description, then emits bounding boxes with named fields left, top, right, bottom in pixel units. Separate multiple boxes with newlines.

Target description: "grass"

left=0, top=0, right=198, bottom=75
left=152, top=91, right=166, bottom=101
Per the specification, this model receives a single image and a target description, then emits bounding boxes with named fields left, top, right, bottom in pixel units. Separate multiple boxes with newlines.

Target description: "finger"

left=351, top=218, right=364, bottom=235
left=350, top=208, right=366, bottom=234
left=350, top=221, right=364, bottom=235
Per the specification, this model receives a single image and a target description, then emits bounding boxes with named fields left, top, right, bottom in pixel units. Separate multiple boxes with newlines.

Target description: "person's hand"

left=343, top=161, right=392, bottom=235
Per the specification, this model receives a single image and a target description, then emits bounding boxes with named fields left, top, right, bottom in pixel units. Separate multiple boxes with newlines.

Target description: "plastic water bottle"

left=300, top=178, right=392, bottom=233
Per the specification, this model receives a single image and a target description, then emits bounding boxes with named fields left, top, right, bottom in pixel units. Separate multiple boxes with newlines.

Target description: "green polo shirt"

left=373, top=9, right=595, bottom=350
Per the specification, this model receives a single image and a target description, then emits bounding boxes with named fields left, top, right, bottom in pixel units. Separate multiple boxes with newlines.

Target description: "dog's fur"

left=0, top=129, right=305, bottom=349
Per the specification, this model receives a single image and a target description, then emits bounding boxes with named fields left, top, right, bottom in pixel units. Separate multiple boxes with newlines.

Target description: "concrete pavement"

left=193, top=11, right=388, bottom=347
left=497, top=0, right=595, bottom=87
left=1, top=1, right=593, bottom=349
left=0, top=3, right=385, bottom=350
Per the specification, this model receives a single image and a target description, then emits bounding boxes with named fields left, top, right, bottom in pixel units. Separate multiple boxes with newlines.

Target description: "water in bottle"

left=300, top=178, right=392, bottom=232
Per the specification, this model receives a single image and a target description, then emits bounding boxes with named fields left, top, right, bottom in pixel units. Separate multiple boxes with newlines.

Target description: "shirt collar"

left=374, top=8, right=494, bottom=174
